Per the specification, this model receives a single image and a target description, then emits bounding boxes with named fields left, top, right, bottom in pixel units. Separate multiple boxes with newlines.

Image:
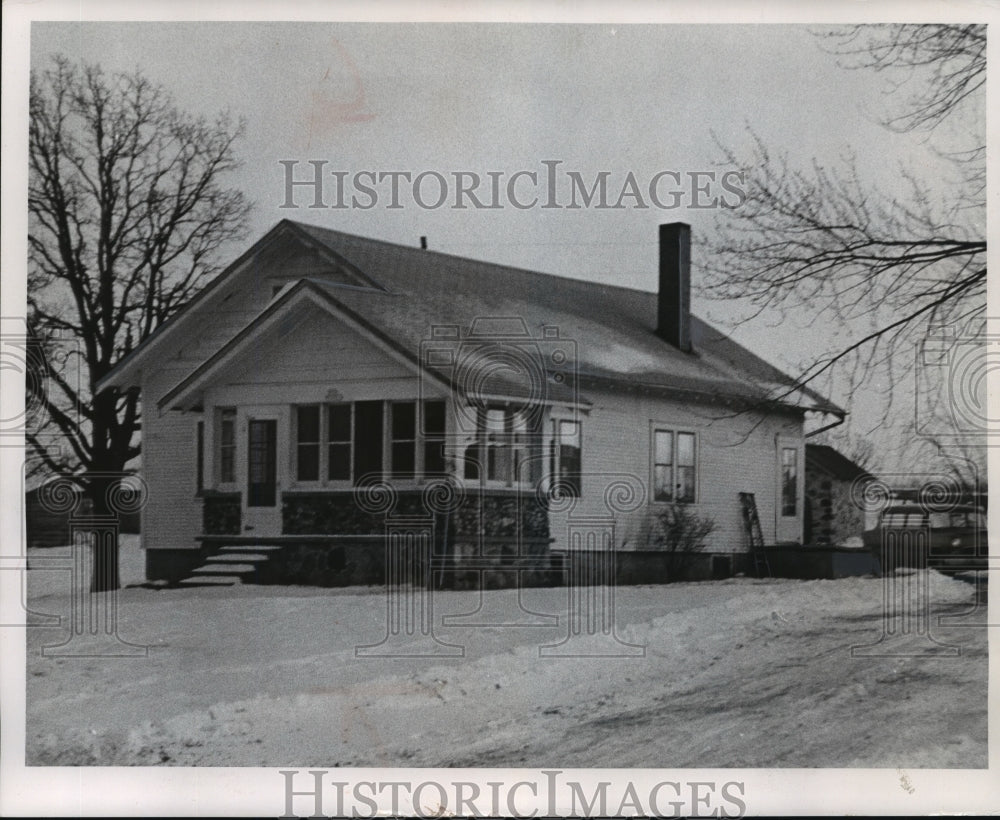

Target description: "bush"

left=650, top=503, right=716, bottom=580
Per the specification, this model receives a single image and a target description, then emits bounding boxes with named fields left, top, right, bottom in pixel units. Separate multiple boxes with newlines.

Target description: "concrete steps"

left=179, top=544, right=284, bottom=587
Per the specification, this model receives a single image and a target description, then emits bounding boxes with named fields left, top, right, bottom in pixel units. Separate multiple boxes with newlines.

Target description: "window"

left=353, top=400, right=384, bottom=483
left=292, top=400, right=443, bottom=485
left=423, top=401, right=447, bottom=476
left=463, top=406, right=538, bottom=485
left=653, top=430, right=673, bottom=501
left=781, top=447, right=797, bottom=517
left=296, top=405, right=321, bottom=481
left=327, top=404, right=351, bottom=480
left=653, top=428, right=697, bottom=503
left=219, top=408, right=236, bottom=484
left=390, top=402, right=417, bottom=477
left=677, top=433, right=696, bottom=503
left=553, top=419, right=581, bottom=497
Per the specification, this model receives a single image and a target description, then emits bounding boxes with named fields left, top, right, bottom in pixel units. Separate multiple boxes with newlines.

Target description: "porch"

left=160, top=486, right=558, bottom=588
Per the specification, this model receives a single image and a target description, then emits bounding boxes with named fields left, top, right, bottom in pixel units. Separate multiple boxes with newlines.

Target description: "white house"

left=96, top=220, right=844, bottom=585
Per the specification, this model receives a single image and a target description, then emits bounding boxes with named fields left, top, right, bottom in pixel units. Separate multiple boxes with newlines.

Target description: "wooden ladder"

left=739, top=492, right=771, bottom=578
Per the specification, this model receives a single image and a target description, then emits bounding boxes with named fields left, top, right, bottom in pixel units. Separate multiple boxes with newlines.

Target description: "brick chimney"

left=657, top=222, right=691, bottom=352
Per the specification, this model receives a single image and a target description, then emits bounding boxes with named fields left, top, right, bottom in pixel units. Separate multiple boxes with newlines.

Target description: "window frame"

left=463, top=404, right=540, bottom=489
left=217, top=407, right=237, bottom=488
left=294, top=404, right=323, bottom=484
left=326, top=402, right=353, bottom=483
left=650, top=425, right=698, bottom=504
left=290, top=399, right=447, bottom=487
left=780, top=446, right=798, bottom=518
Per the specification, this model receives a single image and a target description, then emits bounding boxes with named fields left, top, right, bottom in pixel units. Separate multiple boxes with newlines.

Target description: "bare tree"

left=28, top=56, right=252, bottom=589
left=704, top=25, right=985, bottom=439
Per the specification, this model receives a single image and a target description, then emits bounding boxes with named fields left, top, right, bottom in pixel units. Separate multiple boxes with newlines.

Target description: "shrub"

left=649, top=503, right=717, bottom=580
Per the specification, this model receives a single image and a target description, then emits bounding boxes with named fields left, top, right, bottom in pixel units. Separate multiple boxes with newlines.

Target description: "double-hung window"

left=653, top=428, right=697, bottom=503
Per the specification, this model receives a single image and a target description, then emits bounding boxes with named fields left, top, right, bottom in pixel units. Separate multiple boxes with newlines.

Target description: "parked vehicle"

left=862, top=503, right=987, bottom=573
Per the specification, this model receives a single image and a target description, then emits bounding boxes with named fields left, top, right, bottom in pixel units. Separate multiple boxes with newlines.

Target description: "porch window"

left=291, top=400, right=444, bottom=485
left=781, top=447, right=797, bottom=516
left=219, top=408, right=236, bottom=484
left=327, top=404, right=351, bottom=480
left=653, top=428, right=697, bottom=503
left=390, top=402, right=417, bottom=478
left=353, top=400, right=384, bottom=483
left=296, top=405, right=321, bottom=481
left=464, top=406, right=537, bottom=486
left=553, top=419, right=581, bottom=497
left=423, top=400, right=447, bottom=476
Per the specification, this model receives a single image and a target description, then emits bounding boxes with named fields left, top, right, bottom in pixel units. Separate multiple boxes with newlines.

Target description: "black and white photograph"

left=0, top=1, right=996, bottom=816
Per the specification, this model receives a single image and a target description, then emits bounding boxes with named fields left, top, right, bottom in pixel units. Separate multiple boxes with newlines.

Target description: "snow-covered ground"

left=24, top=536, right=987, bottom=767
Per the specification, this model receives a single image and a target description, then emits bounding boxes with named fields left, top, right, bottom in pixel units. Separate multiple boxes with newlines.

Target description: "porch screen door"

left=247, top=419, right=277, bottom=507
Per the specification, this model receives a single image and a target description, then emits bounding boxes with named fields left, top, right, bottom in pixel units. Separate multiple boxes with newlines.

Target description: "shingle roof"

left=289, top=220, right=843, bottom=414
left=805, top=444, right=873, bottom=481
left=99, top=218, right=845, bottom=416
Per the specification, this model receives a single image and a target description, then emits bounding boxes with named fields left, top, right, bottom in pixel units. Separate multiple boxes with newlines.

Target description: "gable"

left=157, top=282, right=425, bottom=412
left=246, top=230, right=386, bottom=292
left=224, top=303, right=413, bottom=388
left=96, top=220, right=386, bottom=393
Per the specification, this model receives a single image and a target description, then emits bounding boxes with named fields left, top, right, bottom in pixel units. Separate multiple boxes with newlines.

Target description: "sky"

left=24, top=18, right=985, bottom=475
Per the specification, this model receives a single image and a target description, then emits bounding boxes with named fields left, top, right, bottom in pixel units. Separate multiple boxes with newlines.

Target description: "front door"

left=244, top=418, right=280, bottom=535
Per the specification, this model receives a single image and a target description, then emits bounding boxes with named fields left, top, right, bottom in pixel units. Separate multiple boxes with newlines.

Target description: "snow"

left=24, top=536, right=987, bottom=767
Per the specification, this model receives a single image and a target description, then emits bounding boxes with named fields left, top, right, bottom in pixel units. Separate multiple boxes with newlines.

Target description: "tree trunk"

left=88, top=475, right=121, bottom=592
left=90, top=535, right=121, bottom=593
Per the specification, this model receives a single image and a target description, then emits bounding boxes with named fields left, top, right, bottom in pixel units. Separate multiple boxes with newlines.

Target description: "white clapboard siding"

left=141, top=371, right=202, bottom=551
left=548, top=389, right=803, bottom=553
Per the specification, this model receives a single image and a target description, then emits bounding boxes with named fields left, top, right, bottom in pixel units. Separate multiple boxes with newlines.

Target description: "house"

left=804, top=444, right=875, bottom=546
left=95, top=220, right=845, bottom=586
